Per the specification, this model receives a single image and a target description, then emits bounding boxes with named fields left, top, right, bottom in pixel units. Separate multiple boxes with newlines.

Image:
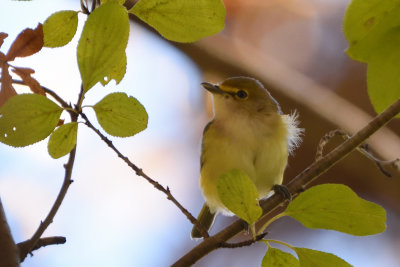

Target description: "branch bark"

left=173, top=98, right=400, bottom=266
left=0, top=198, right=19, bottom=267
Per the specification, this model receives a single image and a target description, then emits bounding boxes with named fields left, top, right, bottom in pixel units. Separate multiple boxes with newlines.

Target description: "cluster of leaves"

left=218, top=170, right=386, bottom=266
left=0, top=0, right=226, bottom=158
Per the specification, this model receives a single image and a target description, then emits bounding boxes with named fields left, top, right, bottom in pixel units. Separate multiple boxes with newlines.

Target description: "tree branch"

left=0, top=198, right=19, bottom=267
left=19, top=145, right=76, bottom=262
left=17, top=236, right=66, bottom=259
left=18, top=86, right=79, bottom=262
left=173, top=98, right=400, bottom=266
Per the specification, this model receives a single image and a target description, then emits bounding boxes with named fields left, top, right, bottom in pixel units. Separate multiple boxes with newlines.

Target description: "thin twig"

left=218, top=233, right=267, bottom=249
left=18, top=86, right=80, bottom=261
left=11, top=79, right=70, bottom=109
left=173, top=98, right=400, bottom=266
left=79, top=112, right=209, bottom=238
left=316, top=129, right=399, bottom=177
left=17, top=236, right=66, bottom=259
left=19, top=147, right=76, bottom=262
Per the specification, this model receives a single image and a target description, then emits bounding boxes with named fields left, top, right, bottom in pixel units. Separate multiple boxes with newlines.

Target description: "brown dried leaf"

left=0, top=63, right=17, bottom=107
left=0, top=33, right=8, bottom=48
left=12, top=67, right=45, bottom=95
left=57, top=119, right=65, bottom=127
left=6, top=24, right=43, bottom=61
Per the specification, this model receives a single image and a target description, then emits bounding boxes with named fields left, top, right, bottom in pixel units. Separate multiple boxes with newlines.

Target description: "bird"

left=191, top=76, right=302, bottom=239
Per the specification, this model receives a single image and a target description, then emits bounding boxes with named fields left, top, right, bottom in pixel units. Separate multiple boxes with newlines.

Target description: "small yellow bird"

left=191, top=76, right=302, bottom=238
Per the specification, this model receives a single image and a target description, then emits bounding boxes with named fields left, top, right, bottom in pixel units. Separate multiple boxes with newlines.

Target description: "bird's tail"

left=191, top=204, right=216, bottom=239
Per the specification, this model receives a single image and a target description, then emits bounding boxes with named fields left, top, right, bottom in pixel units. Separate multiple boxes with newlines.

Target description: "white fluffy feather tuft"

left=283, top=111, right=304, bottom=154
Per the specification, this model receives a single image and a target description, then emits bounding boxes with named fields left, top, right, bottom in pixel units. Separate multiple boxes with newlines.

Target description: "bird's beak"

left=201, top=82, right=226, bottom=95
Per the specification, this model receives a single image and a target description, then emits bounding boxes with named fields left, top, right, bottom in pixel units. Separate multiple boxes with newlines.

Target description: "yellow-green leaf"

left=262, top=248, right=300, bottom=267
left=294, top=247, right=352, bottom=267
left=48, top=122, right=78, bottom=159
left=43, top=10, right=78, bottom=48
left=217, top=169, right=262, bottom=226
left=93, top=92, right=148, bottom=137
left=129, top=0, right=226, bottom=43
left=100, top=52, right=126, bottom=86
left=343, top=0, right=400, bottom=116
left=77, top=2, right=129, bottom=92
left=343, top=0, right=400, bottom=62
left=285, top=184, right=386, bottom=236
left=0, top=94, right=62, bottom=147
left=367, top=42, right=400, bottom=116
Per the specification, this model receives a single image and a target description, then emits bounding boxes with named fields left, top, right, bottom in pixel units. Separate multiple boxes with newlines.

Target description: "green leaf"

left=93, top=92, right=148, bottom=137
left=343, top=0, right=400, bottom=116
left=48, top=122, right=78, bottom=159
left=285, top=184, right=386, bottom=236
left=77, top=1, right=129, bottom=92
left=100, top=52, right=126, bottom=86
left=262, top=248, right=300, bottom=267
left=0, top=94, right=62, bottom=147
left=217, top=169, right=262, bottom=226
left=366, top=40, right=400, bottom=116
left=343, top=0, right=400, bottom=62
left=294, top=247, right=352, bottom=267
left=43, top=10, right=78, bottom=48
left=129, top=0, right=226, bottom=42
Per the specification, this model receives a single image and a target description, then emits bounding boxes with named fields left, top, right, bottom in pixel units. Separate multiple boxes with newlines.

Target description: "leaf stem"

left=11, top=79, right=70, bottom=109
left=257, top=212, right=288, bottom=236
left=266, top=239, right=294, bottom=250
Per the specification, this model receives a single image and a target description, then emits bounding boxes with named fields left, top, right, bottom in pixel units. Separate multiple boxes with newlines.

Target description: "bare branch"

left=316, top=129, right=399, bottom=177
left=19, top=87, right=79, bottom=262
left=79, top=112, right=209, bottom=238
left=17, top=236, right=66, bottom=259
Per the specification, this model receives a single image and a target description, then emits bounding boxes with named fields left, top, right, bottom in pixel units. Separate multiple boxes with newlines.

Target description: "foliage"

left=343, top=0, right=400, bottom=117
left=217, top=169, right=262, bottom=235
left=218, top=168, right=386, bottom=266
left=93, top=92, right=148, bottom=137
left=77, top=2, right=129, bottom=92
left=129, top=0, right=226, bottom=42
left=0, top=94, right=62, bottom=147
left=43, top=11, right=78, bottom=48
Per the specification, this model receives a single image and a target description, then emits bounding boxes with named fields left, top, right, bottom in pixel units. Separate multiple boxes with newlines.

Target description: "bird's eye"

left=236, top=90, right=248, bottom=99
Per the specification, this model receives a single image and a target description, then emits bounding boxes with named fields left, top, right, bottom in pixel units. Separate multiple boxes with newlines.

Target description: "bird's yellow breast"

left=200, top=112, right=289, bottom=215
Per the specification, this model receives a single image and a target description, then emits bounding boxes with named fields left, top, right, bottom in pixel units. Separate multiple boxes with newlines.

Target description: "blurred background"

left=1, top=0, right=400, bottom=266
